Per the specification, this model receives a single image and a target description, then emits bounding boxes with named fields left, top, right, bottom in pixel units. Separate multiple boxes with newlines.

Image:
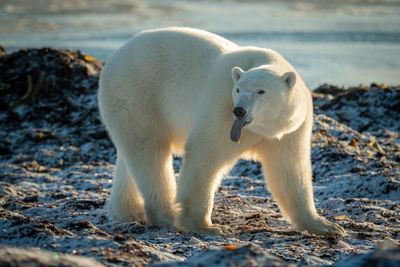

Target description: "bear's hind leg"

left=120, top=141, right=177, bottom=227
left=109, top=155, right=147, bottom=223
left=176, top=136, right=251, bottom=236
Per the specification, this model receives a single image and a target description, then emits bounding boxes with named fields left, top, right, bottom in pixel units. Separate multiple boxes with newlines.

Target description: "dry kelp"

left=0, top=48, right=399, bottom=266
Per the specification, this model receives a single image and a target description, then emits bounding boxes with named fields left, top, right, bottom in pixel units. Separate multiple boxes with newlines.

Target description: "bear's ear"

left=232, top=66, right=244, bottom=83
left=282, top=71, right=296, bottom=90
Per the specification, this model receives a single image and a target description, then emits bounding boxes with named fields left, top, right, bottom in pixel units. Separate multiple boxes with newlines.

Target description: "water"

left=1, top=0, right=400, bottom=89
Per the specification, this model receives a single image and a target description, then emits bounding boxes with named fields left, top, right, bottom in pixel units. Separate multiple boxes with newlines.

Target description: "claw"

left=199, top=224, right=232, bottom=236
left=298, top=217, right=346, bottom=237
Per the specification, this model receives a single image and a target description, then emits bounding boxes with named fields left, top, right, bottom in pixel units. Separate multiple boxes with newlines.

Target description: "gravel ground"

left=0, top=47, right=399, bottom=266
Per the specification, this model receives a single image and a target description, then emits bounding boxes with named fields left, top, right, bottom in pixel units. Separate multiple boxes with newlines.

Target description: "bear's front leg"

left=260, top=122, right=345, bottom=236
left=175, top=115, right=260, bottom=236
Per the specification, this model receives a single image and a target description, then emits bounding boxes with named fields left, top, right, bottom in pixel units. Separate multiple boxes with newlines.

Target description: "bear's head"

left=230, top=65, right=306, bottom=142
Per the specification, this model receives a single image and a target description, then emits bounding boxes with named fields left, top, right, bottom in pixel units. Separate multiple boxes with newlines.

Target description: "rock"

left=0, top=48, right=103, bottom=125
left=313, top=83, right=400, bottom=134
left=163, top=245, right=285, bottom=266
left=0, top=45, right=7, bottom=56
left=332, top=249, right=400, bottom=267
left=0, top=245, right=104, bottom=267
left=303, top=255, right=334, bottom=265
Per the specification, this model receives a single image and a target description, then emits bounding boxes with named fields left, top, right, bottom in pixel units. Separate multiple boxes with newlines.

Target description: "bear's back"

left=99, top=28, right=240, bottom=151
left=101, top=28, right=238, bottom=94
left=135, top=27, right=238, bottom=54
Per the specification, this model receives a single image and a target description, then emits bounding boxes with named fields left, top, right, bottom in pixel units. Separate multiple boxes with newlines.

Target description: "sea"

left=1, top=0, right=399, bottom=89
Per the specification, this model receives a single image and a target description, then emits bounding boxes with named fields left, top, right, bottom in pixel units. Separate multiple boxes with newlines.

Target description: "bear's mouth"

left=230, top=117, right=252, bottom=143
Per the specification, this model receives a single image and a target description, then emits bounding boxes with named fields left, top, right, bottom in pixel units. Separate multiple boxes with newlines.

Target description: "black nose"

left=233, top=107, right=247, bottom=118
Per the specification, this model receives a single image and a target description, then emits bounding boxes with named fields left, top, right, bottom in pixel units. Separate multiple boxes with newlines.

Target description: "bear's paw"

left=300, top=217, right=346, bottom=236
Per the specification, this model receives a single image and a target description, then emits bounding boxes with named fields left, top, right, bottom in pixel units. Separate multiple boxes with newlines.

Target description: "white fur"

left=98, top=27, right=345, bottom=236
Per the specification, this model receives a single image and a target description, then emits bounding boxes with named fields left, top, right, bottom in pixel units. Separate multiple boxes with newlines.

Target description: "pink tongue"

left=230, top=118, right=245, bottom=143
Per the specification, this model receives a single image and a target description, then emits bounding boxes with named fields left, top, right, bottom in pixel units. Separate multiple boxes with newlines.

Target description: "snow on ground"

left=0, top=48, right=399, bottom=266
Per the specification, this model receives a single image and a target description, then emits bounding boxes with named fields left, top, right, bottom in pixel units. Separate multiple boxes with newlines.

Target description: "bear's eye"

left=257, top=90, right=265, bottom=95
left=236, top=88, right=240, bottom=93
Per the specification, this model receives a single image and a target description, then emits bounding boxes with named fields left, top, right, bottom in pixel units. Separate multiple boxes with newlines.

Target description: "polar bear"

left=98, top=27, right=345, bottom=236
